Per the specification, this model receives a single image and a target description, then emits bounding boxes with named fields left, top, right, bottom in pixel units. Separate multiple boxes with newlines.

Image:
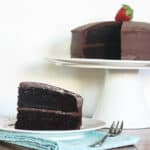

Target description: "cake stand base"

left=93, top=69, right=150, bottom=129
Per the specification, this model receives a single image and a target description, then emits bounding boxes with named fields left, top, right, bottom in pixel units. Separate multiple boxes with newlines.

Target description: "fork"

left=89, top=121, right=124, bottom=147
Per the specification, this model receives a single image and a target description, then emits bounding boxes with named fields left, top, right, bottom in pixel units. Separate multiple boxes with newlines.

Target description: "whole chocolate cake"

left=71, top=21, right=150, bottom=60
left=15, top=82, right=83, bottom=130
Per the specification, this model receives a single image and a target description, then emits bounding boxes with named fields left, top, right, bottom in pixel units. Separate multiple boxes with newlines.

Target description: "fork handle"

left=89, top=134, right=109, bottom=147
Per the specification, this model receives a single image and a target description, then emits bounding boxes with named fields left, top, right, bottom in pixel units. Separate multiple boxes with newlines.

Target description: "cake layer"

left=86, top=22, right=121, bottom=44
left=15, top=108, right=81, bottom=130
left=83, top=43, right=120, bottom=59
left=18, top=82, right=83, bottom=113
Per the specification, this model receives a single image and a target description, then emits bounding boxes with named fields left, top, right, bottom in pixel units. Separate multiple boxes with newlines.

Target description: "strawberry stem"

left=123, top=4, right=133, bottom=19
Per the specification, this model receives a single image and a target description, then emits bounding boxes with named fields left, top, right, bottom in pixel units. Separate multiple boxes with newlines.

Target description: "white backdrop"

left=0, top=0, right=150, bottom=117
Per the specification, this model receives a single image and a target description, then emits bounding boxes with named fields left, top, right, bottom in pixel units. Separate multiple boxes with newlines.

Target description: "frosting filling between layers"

left=17, top=107, right=81, bottom=116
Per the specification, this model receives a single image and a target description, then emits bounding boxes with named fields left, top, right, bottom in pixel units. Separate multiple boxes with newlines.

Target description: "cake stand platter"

left=47, top=58, right=150, bottom=129
left=48, top=58, right=150, bottom=69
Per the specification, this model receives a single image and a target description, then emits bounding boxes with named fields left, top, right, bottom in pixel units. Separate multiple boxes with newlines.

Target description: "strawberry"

left=115, top=4, right=133, bottom=21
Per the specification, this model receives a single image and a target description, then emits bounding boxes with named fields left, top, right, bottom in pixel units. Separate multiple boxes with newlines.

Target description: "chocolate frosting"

left=121, top=21, right=150, bottom=60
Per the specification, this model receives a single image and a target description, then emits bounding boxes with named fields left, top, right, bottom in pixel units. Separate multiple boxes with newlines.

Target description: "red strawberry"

left=115, top=4, right=133, bottom=21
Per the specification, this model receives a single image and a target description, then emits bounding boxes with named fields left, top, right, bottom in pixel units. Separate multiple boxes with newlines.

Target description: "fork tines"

left=109, top=121, right=124, bottom=135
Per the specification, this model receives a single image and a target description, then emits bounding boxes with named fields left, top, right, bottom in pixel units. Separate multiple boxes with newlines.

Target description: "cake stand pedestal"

left=93, top=69, right=150, bottom=128
left=48, top=58, right=150, bottom=128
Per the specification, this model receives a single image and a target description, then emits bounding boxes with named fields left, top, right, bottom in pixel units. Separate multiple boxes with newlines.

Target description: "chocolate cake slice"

left=15, top=82, right=83, bottom=130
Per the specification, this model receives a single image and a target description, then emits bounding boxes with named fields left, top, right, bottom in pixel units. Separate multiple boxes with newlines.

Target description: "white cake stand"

left=48, top=58, right=150, bottom=129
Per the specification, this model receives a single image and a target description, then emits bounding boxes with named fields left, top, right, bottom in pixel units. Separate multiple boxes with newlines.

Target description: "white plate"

left=47, top=58, right=150, bottom=69
left=0, top=116, right=105, bottom=140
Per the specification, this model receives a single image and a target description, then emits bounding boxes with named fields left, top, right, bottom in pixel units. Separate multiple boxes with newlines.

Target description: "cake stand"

left=48, top=58, right=150, bottom=129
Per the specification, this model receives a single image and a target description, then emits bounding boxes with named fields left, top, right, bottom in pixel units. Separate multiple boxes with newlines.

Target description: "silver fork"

left=89, top=121, right=124, bottom=147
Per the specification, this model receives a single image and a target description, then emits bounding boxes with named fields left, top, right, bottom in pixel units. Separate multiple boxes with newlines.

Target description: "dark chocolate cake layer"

left=83, top=42, right=120, bottom=59
left=15, top=108, right=81, bottom=130
left=15, top=82, right=83, bottom=130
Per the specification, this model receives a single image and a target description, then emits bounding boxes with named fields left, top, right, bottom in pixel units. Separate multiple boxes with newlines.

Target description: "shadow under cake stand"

left=48, top=58, right=150, bottom=129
